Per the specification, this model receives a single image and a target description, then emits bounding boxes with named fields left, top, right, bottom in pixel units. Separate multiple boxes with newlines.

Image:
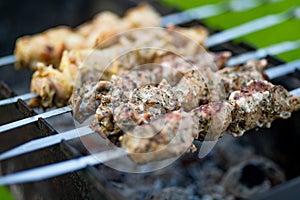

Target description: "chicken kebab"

left=13, top=3, right=239, bottom=108
left=14, top=3, right=162, bottom=70
left=12, top=2, right=300, bottom=164
left=118, top=80, right=300, bottom=164
left=29, top=27, right=231, bottom=107
left=71, top=56, right=300, bottom=163
left=69, top=49, right=298, bottom=164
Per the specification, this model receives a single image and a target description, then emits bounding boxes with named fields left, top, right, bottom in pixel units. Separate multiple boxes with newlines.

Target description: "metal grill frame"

left=0, top=1, right=300, bottom=199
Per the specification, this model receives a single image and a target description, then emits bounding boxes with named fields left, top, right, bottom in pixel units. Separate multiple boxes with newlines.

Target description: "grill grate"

left=0, top=0, right=300, bottom=199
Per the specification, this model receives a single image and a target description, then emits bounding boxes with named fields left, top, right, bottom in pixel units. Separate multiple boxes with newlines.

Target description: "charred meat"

left=118, top=80, right=300, bottom=163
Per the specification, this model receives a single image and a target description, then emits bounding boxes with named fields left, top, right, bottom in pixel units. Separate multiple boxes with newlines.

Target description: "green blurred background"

left=0, top=186, right=14, bottom=200
left=161, top=0, right=300, bottom=62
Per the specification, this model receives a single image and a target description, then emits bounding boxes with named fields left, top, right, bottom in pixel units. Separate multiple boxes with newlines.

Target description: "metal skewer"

left=205, top=7, right=300, bottom=47
left=0, top=0, right=299, bottom=189
left=0, top=93, right=38, bottom=106
left=0, top=126, right=94, bottom=161
left=1, top=59, right=300, bottom=160
left=0, top=148, right=127, bottom=185
left=264, top=59, right=300, bottom=79
left=0, top=86, right=299, bottom=185
left=227, top=39, right=300, bottom=66
left=161, top=0, right=281, bottom=26
left=0, top=0, right=284, bottom=67
left=0, top=106, right=72, bottom=133
left=0, top=55, right=15, bottom=67
left=290, top=87, right=300, bottom=96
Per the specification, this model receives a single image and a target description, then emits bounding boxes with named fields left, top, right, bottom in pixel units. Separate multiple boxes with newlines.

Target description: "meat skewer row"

left=29, top=29, right=230, bottom=108
left=110, top=80, right=300, bottom=163
left=14, top=4, right=163, bottom=70
left=11, top=4, right=300, bottom=109
left=72, top=58, right=266, bottom=126
left=12, top=2, right=295, bottom=71
left=0, top=81, right=298, bottom=185
left=0, top=80, right=299, bottom=163
left=9, top=2, right=226, bottom=71
left=71, top=59, right=268, bottom=163
left=0, top=58, right=291, bottom=134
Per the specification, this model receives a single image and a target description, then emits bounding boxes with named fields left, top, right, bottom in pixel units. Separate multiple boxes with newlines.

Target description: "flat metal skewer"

left=226, top=39, right=300, bottom=66
left=1, top=59, right=299, bottom=161
left=205, top=7, right=300, bottom=47
left=0, top=0, right=284, bottom=67
left=0, top=93, right=39, bottom=107
left=290, top=87, right=300, bottom=96
left=0, top=55, right=15, bottom=67
left=161, top=0, right=279, bottom=26
left=265, top=59, right=300, bottom=79
left=0, top=148, right=127, bottom=185
left=0, top=87, right=299, bottom=186
left=0, top=126, right=94, bottom=161
left=0, top=0, right=299, bottom=187
left=0, top=106, right=72, bottom=133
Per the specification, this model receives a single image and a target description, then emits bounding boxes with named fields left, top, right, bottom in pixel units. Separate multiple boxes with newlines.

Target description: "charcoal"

left=221, top=156, right=285, bottom=198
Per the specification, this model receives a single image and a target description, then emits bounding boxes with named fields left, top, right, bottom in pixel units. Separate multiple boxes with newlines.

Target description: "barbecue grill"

left=1, top=0, right=300, bottom=199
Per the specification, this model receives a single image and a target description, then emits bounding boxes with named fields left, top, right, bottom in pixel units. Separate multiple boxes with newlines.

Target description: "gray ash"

left=94, top=135, right=285, bottom=200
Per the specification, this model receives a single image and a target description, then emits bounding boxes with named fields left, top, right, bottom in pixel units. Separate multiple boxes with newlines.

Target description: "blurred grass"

left=161, top=0, right=300, bottom=62
left=0, top=186, right=14, bottom=200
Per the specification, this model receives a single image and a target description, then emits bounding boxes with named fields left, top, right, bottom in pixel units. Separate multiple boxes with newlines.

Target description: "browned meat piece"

left=83, top=3, right=163, bottom=48
left=14, top=4, right=161, bottom=70
left=218, top=59, right=268, bottom=94
left=86, top=58, right=266, bottom=140
left=29, top=63, right=74, bottom=107
left=70, top=81, right=100, bottom=123
left=29, top=25, right=224, bottom=108
left=156, top=51, right=232, bottom=72
left=114, top=81, right=300, bottom=163
left=120, top=110, right=196, bottom=164
left=227, top=80, right=300, bottom=136
left=15, top=27, right=86, bottom=70
left=192, top=80, right=300, bottom=141
left=90, top=69, right=166, bottom=137
left=175, top=59, right=267, bottom=111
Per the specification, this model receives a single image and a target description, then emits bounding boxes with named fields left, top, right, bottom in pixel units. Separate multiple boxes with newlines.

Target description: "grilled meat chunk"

left=119, top=80, right=300, bottom=163
left=227, top=80, right=300, bottom=136
left=79, top=59, right=266, bottom=139
left=29, top=25, right=228, bottom=108
left=15, top=27, right=86, bottom=70
left=14, top=4, right=161, bottom=70
left=82, top=59, right=268, bottom=163
left=173, top=59, right=267, bottom=111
